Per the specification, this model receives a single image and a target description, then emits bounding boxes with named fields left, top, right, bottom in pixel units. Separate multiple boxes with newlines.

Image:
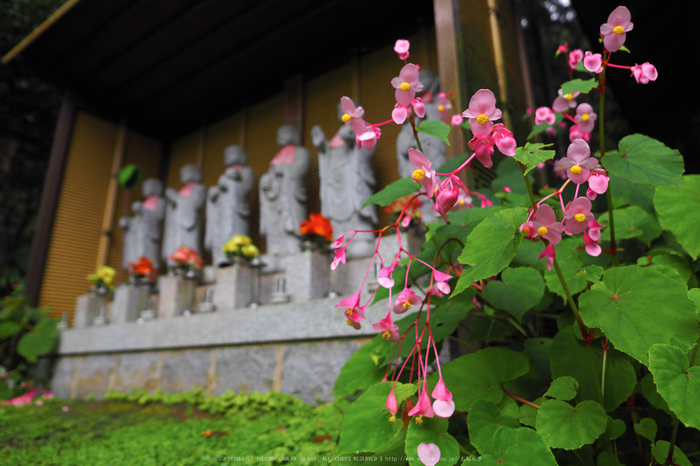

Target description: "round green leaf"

left=333, top=336, right=391, bottom=399
left=651, top=441, right=692, bottom=466
left=513, top=143, right=556, bottom=175
left=16, top=317, right=57, bottom=363
left=549, top=326, right=636, bottom=412
left=578, top=266, right=698, bottom=365
left=477, top=426, right=557, bottom=466
left=640, top=373, right=671, bottom=414
left=467, top=399, right=520, bottom=456
left=117, top=163, right=143, bottom=191
left=648, top=344, right=700, bottom=429
left=416, top=120, right=451, bottom=146
left=405, top=416, right=460, bottom=466
left=597, top=417, right=626, bottom=444
left=436, top=347, right=530, bottom=412
left=363, top=177, right=418, bottom=208
left=454, top=208, right=527, bottom=296
left=544, top=257, right=587, bottom=300
left=544, top=376, right=578, bottom=401
left=654, top=175, right=700, bottom=259
left=633, top=418, right=657, bottom=442
left=536, top=399, right=606, bottom=450
left=604, top=134, right=684, bottom=187
left=482, top=267, right=544, bottom=322
left=560, top=78, right=598, bottom=96
left=598, top=206, right=654, bottom=241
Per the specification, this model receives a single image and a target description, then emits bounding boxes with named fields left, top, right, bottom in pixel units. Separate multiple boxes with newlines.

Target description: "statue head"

left=336, top=99, right=360, bottom=122
left=142, top=178, right=163, bottom=197
left=180, top=164, right=202, bottom=183
left=224, top=145, right=247, bottom=166
left=276, top=125, right=301, bottom=146
left=418, top=69, right=440, bottom=98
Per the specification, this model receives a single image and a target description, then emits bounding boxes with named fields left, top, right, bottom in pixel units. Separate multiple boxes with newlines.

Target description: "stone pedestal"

left=73, top=293, right=108, bottom=328
left=158, top=275, right=197, bottom=318
left=214, top=264, right=252, bottom=310
left=285, top=248, right=330, bottom=302
left=111, top=283, right=152, bottom=324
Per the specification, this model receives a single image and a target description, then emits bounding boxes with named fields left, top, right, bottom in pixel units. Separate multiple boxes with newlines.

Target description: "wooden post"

left=488, top=0, right=512, bottom=129
left=96, top=122, right=128, bottom=269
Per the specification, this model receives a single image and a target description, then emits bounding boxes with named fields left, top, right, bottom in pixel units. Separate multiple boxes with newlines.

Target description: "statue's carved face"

left=142, top=178, right=163, bottom=197
left=277, top=126, right=301, bottom=146
left=180, top=164, right=202, bottom=183
left=224, top=146, right=247, bottom=166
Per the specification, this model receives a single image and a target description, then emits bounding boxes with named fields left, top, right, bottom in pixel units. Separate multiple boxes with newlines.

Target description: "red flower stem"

left=502, top=386, right=540, bottom=409
left=435, top=153, right=477, bottom=177
left=604, top=63, right=632, bottom=70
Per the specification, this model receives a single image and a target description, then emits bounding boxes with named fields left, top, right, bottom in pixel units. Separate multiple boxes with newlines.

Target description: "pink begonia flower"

left=372, top=315, right=400, bottom=342
left=468, top=136, right=496, bottom=168
left=600, top=6, right=633, bottom=52
left=450, top=114, right=463, bottom=127
left=569, top=49, right=583, bottom=69
left=553, top=159, right=567, bottom=180
left=525, top=107, right=533, bottom=116
left=401, top=215, right=412, bottom=228
left=546, top=127, right=557, bottom=137
left=417, top=443, right=441, bottom=466
left=563, top=197, right=595, bottom=235
left=587, top=169, right=609, bottom=200
left=335, top=291, right=366, bottom=326
left=461, top=89, right=502, bottom=138
left=569, top=124, right=590, bottom=143
left=456, top=189, right=473, bottom=210
left=378, top=259, right=399, bottom=288
left=631, top=63, right=658, bottom=84
left=533, top=204, right=564, bottom=244
left=520, top=220, right=537, bottom=239
left=358, top=127, right=380, bottom=150
left=535, top=107, right=556, bottom=126
left=332, top=234, right=346, bottom=249
left=408, top=148, right=437, bottom=194
left=331, top=248, right=346, bottom=270
left=436, top=92, right=452, bottom=119
left=584, top=231, right=602, bottom=256
left=339, top=97, right=366, bottom=136
left=386, top=387, right=398, bottom=416
left=492, top=124, right=516, bottom=156
left=35, top=400, right=44, bottom=406
left=557, top=43, right=568, bottom=54
left=43, top=392, right=54, bottom=399
left=391, top=64, right=423, bottom=107
left=408, top=390, right=435, bottom=419
left=413, top=98, right=426, bottom=118
left=431, top=378, right=455, bottom=418
left=552, top=89, right=579, bottom=113
left=433, top=270, right=452, bottom=294
left=394, top=39, right=410, bottom=60
left=583, top=52, right=604, bottom=74
left=560, top=139, right=598, bottom=184
left=503, top=186, right=512, bottom=193
left=574, top=103, right=597, bottom=134
left=539, top=243, right=556, bottom=271
left=394, top=288, right=422, bottom=314
left=62, top=406, right=70, bottom=412
left=433, top=176, right=460, bottom=221
left=392, top=104, right=409, bottom=125
left=479, top=194, right=494, bottom=208
left=588, top=219, right=603, bottom=242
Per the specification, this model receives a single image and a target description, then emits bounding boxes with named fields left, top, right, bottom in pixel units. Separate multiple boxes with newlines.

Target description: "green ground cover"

left=0, top=390, right=342, bottom=465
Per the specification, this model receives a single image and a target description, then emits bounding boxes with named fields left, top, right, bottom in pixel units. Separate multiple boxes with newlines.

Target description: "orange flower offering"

left=169, top=245, right=204, bottom=270
left=299, top=213, right=333, bottom=242
left=129, top=257, right=157, bottom=281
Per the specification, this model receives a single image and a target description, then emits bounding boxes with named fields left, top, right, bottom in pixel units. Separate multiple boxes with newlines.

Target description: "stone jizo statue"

left=162, top=164, right=206, bottom=267
left=119, top=178, right=166, bottom=270
left=205, top=145, right=255, bottom=266
left=311, top=100, right=377, bottom=258
left=259, top=125, right=310, bottom=267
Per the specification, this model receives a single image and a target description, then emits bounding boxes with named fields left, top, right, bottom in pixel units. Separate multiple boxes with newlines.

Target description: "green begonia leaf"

left=575, top=265, right=604, bottom=282
left=648, top=344, right=700, bottom=429
left=597, top=417, right=626, bottom=444
left=335, top=382, right=416, bottom=457
left=598, top=206, right=655, bottom=241
left=544, top=376, right=578, bottom=401
left=640, top=373, right=671, bottom=414
left=333, top=336, right=391, bottom=399
left=550, top=326, right=636, bottom=412
left=651, top=441, right=693, bottom=466
left=482, top=267, right=544, bottom=322
left=654, top=175, right=700, bottom=259
left=417, top=120, right=451, bottom=146
left=405, top=416, right=460, bottom=465
left=0, top=321, right=22, bottom=339
left=467, top=399, right=520, bottom=456
left=608, top=173, right=655, bottom=214
left=454, top=208, right=527, bottom=297
left=518, top=397, right=545, bottom=428
left=633, top=418, right=657, bottom=442
left=544, top=257, right=587, bottom=299
left=578, top=266, right=698, bottom=365
left=437, top=347, right=529, bottom=411
left=513, top=143, right=556, bottom=175
left=477, top=427, right=557, bottom=466
left=560, top=78, right=598, bottom=95
left=17, top=317, right=57, bottom=363
left=363, top=177, right=418, bottom=208
left=536, top=399, right=607, bottom=450
left=604, top=134, right=684, bottom=187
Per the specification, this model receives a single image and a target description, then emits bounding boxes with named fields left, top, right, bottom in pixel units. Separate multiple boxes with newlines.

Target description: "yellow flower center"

left=575, top=213, right=586, bottom=223
left=438, top=105, right=445, bottom=112
left=400, top=82, right=411, bottom=92
left=412, top=169, right=425, bottom=182
left=565, top=93, right=574, bottom=101
left=581, top=113, right=589, bottom=122
left=382, top=330, right=392, bottom=340
left=389, top=415, right=396, bottom=423
left=346, top=319, right=354, bottom=326
left=538, top=226, right=548, bottom=236
left=570, top=165, right=582, bottom=175
left=402, top=301, right=412, bottom=311
left=459, top=200, right=465, bottom=205
left=522, top=226, right=530, bottom=235
left=341, top=113, right=351, bottom=123
left=345, top=309, right=353, bottom=319
left=476, top=113, right=489, bottom=125
left=613, top=25, right=625, bottom=35
left=415, top=416, right=424, bottom=425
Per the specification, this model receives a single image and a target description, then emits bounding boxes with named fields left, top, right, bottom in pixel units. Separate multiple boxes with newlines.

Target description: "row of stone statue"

left=120, top=70, right=446, bottom=272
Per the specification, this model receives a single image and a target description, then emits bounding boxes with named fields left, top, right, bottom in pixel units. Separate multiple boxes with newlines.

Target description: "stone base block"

left=158, top=275, right=197, bottom=318
left=73, top=294, right=107, bottom=328
left=285, top=250, right=330, bottom=302
left=214, top=265, right=252, bottom=310
left=111, top=284, right=151, bottom=324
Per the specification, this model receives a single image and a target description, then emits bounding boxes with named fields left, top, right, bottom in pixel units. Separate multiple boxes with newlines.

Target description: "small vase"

left=301, top=240, right=324, bottom=253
